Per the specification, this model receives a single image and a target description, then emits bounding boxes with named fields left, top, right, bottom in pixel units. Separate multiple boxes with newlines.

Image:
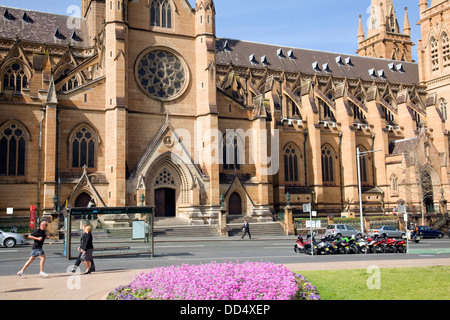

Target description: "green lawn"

left=297, top=266, right=450, bottom=300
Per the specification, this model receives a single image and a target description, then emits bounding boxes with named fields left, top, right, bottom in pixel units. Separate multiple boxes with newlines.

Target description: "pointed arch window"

left=71, top=126, right=96, bottom=169
left=357, top=146, right=368, bottom=183
left=391, top=174, right=398, bottom=196
left=351, top=99, right=367, bottom=123
left=2, top=62, right=29, bottom=94
left=321, top=145, right=335, bottom=182
left=284, top=144, right=299, bottom=182
left=442, top=32, right=450, bottom=68
left=440, top=98, right=447, bottom=121
left=223, top=133, right=241, bottom=171
left=431, top=36, right=439, bottom=72
left=0, top=122, right=26, bottom=176
left=56, top=67, right=80, bottom=92
left=151, top=0, right=172, bottom=28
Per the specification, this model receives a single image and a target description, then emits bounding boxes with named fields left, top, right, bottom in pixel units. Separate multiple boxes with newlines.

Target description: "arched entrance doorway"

left=75, top=192, right=91, bottom=207
left=421, top=171, right=434, bottom=213
left=155, top=188, right=176, bottom=217
left=228, top=192, right=242, bottom=216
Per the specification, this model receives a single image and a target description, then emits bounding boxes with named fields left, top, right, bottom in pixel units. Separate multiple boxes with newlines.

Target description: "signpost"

left=399, top=204, right=408, bottom=254
left=6, top=207, right=13, bottom=229
left=303, top=203, right=313, bottom=256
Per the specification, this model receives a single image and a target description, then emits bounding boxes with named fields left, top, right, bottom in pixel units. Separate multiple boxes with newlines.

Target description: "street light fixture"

left=52, top=194, right=58, bottom=212
left=357, top=148, right=381, bottom=235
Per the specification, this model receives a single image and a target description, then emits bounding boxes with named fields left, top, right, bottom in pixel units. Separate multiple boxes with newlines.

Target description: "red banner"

left=29, top=205, right=36, bottom=230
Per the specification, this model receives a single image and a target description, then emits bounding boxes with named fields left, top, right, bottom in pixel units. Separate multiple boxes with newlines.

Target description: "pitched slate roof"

left=216, top=38, right=419, bottom=85
left=0, top=6, right=90, bottom=48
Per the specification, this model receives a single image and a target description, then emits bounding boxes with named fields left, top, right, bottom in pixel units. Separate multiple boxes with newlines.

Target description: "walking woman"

left=79, top=224, right=94, bottom=274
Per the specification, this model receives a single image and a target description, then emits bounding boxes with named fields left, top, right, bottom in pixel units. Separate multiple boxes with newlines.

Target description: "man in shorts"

left=17, top=221, right=50, bottom=278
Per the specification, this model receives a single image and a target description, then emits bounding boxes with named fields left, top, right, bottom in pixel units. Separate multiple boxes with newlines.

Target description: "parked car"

left=325, top=224, right=362, bottom=238
left=0, top=229, right=27, bottom=248
left=367, top=226, right=405, bottom=239
left=417, top=226, right=444, bottom=239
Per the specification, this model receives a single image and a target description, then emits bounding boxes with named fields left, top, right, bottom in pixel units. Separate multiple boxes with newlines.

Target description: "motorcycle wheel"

left=398, top=246, right=405, bottom=253
left=360, top=246, right=368, bottom=254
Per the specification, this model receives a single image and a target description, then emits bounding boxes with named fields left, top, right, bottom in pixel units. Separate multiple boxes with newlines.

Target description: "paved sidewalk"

left=1, top=258, right=449, bottom=300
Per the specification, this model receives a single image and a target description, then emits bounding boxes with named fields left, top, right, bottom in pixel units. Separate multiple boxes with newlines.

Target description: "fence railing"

left=294, top=216, right=400, bottom=231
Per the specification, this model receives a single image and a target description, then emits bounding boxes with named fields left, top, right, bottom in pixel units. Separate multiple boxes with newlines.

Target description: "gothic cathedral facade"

left=0, top=0, right=449, bottom=227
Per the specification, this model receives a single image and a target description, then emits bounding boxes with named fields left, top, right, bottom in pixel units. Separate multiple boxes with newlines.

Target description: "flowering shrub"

left=107, top=261, right=320, bottom=300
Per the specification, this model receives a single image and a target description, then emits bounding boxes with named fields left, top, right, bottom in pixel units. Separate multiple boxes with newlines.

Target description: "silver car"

left=367, top=226, right=405, bottom=239
left=325, top=224, right=362, bottom=238
left=0, top=229, right=26, bottom=248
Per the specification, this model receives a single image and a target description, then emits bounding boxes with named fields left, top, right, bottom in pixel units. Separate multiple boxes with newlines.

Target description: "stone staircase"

left=227, top=222, right=285, bottom=237
left=105, top=217, right=286, bottom=238
left=154, top=225, right=219, bottom=237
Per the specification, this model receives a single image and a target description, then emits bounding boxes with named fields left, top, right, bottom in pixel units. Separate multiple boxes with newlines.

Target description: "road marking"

left=0, top=249, right=18, bottom=253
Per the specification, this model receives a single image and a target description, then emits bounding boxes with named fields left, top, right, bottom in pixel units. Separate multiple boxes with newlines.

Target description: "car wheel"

left=336, top=233, right=342, bottom=238
left=4, top=238, right=16, bottom=248
left=438, top=233, right=444, bottom=239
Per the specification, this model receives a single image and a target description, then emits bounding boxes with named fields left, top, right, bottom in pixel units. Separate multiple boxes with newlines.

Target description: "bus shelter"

left=64, top=206, right=155, bottom=259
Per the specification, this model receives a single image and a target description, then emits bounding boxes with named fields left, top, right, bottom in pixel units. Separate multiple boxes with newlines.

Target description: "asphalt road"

left=0, top=236, right=449, bottom=276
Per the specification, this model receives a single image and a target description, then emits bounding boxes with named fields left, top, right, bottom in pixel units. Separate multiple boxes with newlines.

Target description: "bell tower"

left=357, top=0, right=414, bottom=61
left=194, top=0, right=220, bottom=207
left=82, top=0, right=105, bottom=43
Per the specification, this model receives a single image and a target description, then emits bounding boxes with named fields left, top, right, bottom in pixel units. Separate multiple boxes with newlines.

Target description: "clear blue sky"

left=0, top=0, right=421, bottom=61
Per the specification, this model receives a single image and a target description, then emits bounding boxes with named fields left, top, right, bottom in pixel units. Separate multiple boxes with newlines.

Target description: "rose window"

left=155, top=169, right=175, bottom=186
left=136, top=49, right=188, bottom=101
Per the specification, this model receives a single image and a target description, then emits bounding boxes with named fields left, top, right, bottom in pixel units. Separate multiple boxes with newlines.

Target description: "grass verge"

left=297, top=266, right=450, bottom=300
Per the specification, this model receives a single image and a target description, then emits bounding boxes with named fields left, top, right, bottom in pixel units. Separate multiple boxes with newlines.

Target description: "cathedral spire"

left=358, top=14, right=365, bottom=43
left=403, top=7, right=411, bottom=36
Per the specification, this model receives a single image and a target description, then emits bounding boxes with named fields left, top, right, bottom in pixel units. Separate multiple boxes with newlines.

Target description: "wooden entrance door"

left=155, top=188, right=176, bottom=217
left=228, top=192, right=242, bottom=215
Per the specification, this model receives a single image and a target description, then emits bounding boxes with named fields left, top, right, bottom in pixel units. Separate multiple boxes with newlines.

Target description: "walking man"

left=17, top=221, right=50, bottom=278
left=241, top=220, right=251, bottom=239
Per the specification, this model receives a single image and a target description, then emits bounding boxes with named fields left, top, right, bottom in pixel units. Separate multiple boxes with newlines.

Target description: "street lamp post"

left=356, top=148, right=381, bottom=235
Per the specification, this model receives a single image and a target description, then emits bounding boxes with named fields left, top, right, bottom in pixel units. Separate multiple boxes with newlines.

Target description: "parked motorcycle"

left=384, top=237, right=398, bottom=253
left=345, top=235, right=359, bottom=254
left=396, top=238, right=407, bottom=253
left=365, top=237, right=377, bottom=253
left=373, top=235, right=387, bottom=253
left=294, top=235, right=307, bottom=254
left=331, top=236, right=348, bottom=254
left=315, top=235, right=334, bottom=255
left=355, top=235, right=370, bottom=254
left=304, top=234, right=319, bottom=255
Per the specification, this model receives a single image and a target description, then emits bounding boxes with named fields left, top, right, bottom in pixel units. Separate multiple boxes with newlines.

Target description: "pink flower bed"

left=107, top=261, right=320, bottom=300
